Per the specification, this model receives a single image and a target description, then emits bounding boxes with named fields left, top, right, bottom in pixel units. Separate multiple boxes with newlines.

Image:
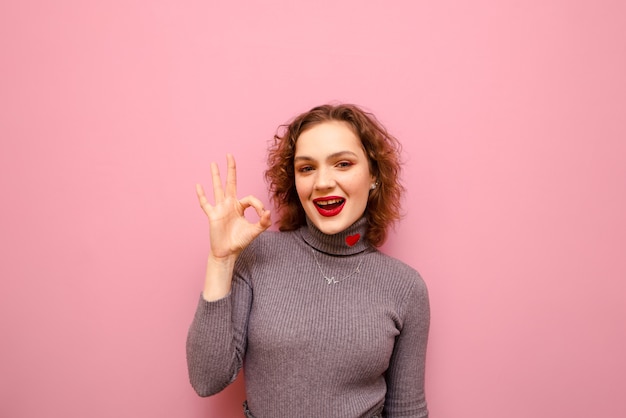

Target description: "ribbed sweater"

left=186, top=217, right=430, bottom=417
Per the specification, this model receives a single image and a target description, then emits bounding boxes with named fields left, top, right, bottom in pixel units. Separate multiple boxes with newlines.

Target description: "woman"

left=187, top=104, right=430, bottom=417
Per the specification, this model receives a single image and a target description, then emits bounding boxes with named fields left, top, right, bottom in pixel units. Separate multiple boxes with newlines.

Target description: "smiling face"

left=294, top=121, right=376, bottom=235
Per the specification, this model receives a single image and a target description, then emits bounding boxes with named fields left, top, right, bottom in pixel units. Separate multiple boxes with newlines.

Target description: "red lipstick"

left=312, top=196, right=345, bottom=217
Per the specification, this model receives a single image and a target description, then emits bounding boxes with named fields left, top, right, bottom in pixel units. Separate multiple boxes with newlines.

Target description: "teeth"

left=317, top=199, right=343, bottom=206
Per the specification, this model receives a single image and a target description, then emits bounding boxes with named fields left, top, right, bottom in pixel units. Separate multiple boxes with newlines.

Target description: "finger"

left=210, top=161, right=225, bottom=203
left=239, top=195, right=265, bottom=214
left=258, top=208, right=272, bottom=230
left=225, top=154, right=237, bottom=198
left=196, top=184, right=212, bottom=212
left=239, top=195, right=272, bottom=230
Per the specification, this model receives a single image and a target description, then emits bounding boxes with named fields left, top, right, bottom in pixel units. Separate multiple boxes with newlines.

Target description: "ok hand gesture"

left=196, top=154, right=271, bottom=261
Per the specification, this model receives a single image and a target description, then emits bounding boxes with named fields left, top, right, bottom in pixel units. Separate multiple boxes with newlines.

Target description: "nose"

left=314, top=167, right=336, bottom=190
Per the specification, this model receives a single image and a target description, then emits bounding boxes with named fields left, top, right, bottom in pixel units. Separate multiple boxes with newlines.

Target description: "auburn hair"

left=265, top=103, right=404, bottom=247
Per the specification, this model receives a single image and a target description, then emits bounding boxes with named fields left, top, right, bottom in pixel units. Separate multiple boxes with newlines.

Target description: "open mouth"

left=313, top=197, right=346, bottom=217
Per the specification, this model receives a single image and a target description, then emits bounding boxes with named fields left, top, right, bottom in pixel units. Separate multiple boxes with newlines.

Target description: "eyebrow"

left=294, top=151, right=359, bottom=163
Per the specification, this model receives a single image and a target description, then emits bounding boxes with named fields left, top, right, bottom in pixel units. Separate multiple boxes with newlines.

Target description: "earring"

left=370, top=182, right=378, bottom=190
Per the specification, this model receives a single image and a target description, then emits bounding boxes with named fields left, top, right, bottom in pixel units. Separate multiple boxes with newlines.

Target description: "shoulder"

left=365, top=250, right=429, bottom=310
left=368, top=250, right=427, bottom=287
left=246, top=229, right=300, bottom=251
left=236, top=229, right=301, bottom=264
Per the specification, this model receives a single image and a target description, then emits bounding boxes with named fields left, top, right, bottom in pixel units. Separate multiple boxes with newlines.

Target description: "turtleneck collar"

left=297, top=216, right=371, bottom=256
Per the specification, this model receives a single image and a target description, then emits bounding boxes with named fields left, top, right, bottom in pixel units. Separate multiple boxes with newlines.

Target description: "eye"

left=336, top=161, right=353, bottom=168
left=297, top=165, right=314, bottom=173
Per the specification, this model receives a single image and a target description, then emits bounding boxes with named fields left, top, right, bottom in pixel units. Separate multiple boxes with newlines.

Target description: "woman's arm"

left=384, top=276, right=431, bottom=417
left=186, top=154, right=270, bottom=395
left=195, top=153, right=271, bottom=301
left=186, top=266, right=253, bottom=397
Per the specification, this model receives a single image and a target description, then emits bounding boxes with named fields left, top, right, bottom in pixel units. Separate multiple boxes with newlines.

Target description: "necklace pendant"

left=313, top=249, right=362, bottom=286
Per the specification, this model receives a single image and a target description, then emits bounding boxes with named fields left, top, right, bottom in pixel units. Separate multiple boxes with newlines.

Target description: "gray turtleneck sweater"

left=187, top=217, right=430, bottom=417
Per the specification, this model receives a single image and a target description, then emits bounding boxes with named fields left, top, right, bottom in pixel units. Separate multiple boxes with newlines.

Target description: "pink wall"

left=1, top=1, right=625, bottom=417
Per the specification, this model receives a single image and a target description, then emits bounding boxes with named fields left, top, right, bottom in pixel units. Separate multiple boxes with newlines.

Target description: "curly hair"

left=265, top=103, right=405, bottom=247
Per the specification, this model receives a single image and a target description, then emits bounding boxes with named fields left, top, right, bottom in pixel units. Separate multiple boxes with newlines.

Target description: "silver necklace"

left=312, top=249, right=363, bottom=285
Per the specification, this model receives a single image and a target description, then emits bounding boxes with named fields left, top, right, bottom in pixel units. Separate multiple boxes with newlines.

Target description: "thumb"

left=258, top=209, right=271, bottom=230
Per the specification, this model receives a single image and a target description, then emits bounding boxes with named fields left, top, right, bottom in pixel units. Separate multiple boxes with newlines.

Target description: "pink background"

left=1, top=1, right=625, bottom=417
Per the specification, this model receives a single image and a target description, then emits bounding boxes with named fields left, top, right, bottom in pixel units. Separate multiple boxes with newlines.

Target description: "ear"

left=369, top=176, right=379, bottom=192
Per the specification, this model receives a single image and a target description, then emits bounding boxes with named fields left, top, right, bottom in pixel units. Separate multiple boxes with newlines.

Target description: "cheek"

left=294, top=177, right=309, bottom=200
left=345, top=176, right=372, bottom=197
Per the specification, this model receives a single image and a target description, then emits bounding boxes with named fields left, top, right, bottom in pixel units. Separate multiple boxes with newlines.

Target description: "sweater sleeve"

left=185, top=259, right=253, bottom=397
left=384, top=275, right=431, bottom=417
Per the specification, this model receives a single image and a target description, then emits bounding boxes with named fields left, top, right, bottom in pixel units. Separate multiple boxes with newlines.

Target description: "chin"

left=310, top=217, right=352, bottom=235
left=317, top=225, right=344, bottom=235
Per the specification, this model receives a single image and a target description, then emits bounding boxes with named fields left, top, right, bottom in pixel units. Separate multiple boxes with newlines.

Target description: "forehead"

left=295, top=121, right=364, bottom=156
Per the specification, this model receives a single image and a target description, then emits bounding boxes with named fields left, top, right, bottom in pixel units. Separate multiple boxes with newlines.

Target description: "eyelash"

left=296, top=161, right=354, bottom=173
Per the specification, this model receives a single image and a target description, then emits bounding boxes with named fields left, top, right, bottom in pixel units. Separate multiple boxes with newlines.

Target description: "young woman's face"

left=294, top=121, right=375, bottom=235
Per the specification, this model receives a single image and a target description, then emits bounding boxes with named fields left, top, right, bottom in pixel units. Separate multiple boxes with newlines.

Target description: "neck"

left=298, top=216, right=371, bottom=256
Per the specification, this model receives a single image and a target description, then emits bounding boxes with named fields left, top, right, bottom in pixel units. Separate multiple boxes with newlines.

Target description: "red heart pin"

left=345, top=233, right=360, bottom=247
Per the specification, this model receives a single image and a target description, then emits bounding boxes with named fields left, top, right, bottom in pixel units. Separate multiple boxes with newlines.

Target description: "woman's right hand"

left=196, top=154, right=271, bottom=262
